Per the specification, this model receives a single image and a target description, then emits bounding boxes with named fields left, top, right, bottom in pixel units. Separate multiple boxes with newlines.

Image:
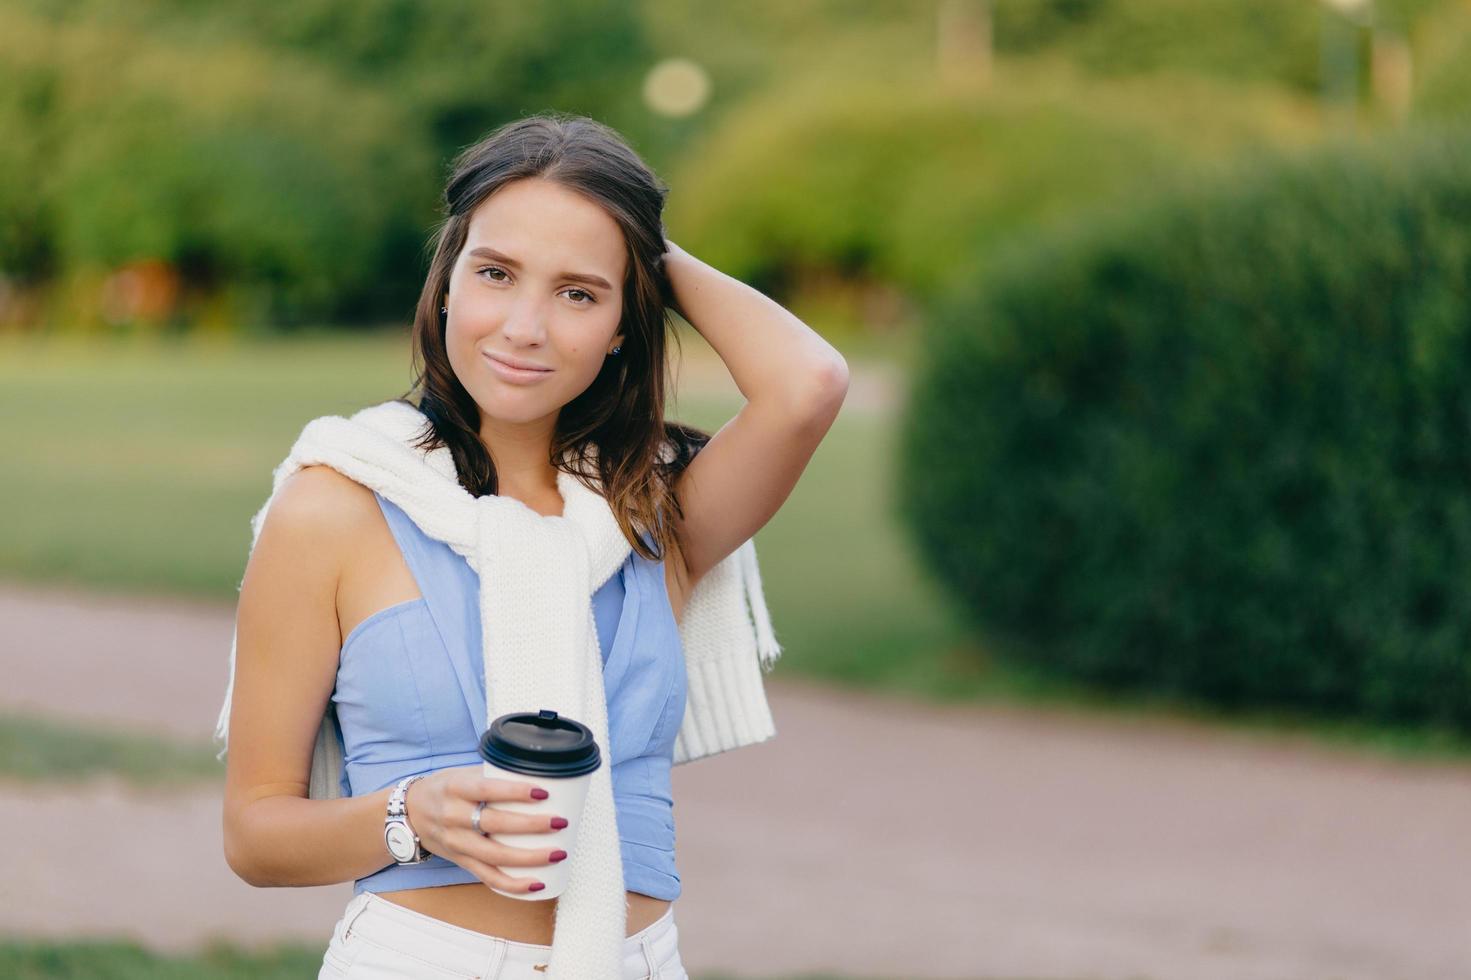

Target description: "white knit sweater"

left=212, top=398, right=783, bottom=977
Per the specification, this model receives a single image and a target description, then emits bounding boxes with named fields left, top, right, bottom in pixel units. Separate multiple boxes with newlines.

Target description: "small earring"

left=609, top=346, right=621, bottom=356
left=440, top=306, right=447, bottom=316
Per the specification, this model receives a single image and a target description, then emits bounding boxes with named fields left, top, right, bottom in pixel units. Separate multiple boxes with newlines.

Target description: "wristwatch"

left=384, top=774, right=431, bottom=864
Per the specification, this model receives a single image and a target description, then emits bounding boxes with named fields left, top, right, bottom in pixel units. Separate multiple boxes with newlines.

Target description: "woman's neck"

left=477, top=419, right=561, bottom=506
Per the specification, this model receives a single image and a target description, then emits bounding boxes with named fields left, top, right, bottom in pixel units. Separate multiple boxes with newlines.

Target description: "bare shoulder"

left=241, top=466, right=378, bottom=612
left=270, top=464, right=377, bottom=531
left=270, top=465, right=385, bottom=550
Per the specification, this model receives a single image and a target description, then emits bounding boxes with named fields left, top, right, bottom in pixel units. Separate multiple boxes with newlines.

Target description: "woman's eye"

left=477, top=267, right=594, bottom=306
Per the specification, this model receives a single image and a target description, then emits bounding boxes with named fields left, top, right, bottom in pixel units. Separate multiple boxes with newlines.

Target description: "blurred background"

left=4, top=1, right=1471, bottom=978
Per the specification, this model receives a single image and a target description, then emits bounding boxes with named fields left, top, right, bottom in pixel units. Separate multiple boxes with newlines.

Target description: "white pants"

left=318, top=890, right=689, bottom=979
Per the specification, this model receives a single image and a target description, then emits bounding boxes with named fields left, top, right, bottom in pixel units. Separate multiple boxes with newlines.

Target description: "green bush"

left=0, top=8, right=436, bottom=326
left=0, top=0, right=653, bottom=330
left=897, top=123, right=1471, bottom=732
left=669, top=58, right=1323, bottom=309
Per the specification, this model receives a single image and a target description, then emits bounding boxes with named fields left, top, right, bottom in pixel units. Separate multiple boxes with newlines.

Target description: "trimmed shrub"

left=898, top=123, right=1471, bottom=731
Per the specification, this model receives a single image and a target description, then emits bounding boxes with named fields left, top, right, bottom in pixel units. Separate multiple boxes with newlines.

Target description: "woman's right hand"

left=401, top=764, right=568, bottom=895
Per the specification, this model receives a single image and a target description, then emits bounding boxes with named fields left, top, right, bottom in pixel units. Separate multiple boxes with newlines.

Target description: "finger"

left=452, top=774, right=548, bottom=804
left=482, top=777, right=548, bottom=803
left=470, top=801, right=566, bottom=836
left=449, top=826, right=562, bottom=868
left=455, top=849, right=545, bottom=894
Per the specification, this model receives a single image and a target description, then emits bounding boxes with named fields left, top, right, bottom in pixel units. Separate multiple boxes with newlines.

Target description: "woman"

left=220, top=113, right=848, bottom=978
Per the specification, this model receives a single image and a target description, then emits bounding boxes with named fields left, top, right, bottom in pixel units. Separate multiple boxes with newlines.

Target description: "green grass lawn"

left=0, top=325, right=976, bottom=700
left=0, top=710, right=224, bottom=785
left=0, top=939, right=323, bottom=980
left=4, top=327, right=1471, bottom=769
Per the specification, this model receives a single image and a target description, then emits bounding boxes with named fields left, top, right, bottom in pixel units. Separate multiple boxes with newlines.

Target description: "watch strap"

left=385, top=774, right=430, bottom=863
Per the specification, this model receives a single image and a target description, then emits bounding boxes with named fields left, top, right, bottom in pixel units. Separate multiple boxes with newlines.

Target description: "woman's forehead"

left=464, top=180, right=626, bottom=282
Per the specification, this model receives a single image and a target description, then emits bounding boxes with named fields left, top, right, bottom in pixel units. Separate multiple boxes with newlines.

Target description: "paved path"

left=4, top=580, right=1471, bottom=980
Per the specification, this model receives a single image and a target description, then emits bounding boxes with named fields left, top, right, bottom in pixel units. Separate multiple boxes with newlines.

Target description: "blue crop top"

left=330, top=491, right=688, bottom=899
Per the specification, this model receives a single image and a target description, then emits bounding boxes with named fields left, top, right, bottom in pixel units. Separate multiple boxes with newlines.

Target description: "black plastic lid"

left=478, top=709, right=602, bottom=777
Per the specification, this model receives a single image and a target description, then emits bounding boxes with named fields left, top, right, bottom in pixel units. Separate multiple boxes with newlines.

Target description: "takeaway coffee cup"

left=477, top=708, right=602, bottom=900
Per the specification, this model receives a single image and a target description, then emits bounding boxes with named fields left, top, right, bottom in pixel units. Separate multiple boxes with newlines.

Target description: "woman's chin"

left=474, top=395, right=564, bottom=427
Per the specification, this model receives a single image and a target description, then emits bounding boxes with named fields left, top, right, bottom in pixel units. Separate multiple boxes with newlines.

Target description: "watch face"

left=385, top=822, right=415, bottom=861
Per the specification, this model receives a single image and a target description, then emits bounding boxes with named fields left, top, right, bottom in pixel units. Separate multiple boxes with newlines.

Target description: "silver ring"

left=472, top=800, right=488, bottom=836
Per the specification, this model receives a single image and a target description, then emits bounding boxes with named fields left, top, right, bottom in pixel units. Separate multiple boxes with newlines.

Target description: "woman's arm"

left=221, top=466, right=397, bottom=887
left=663, top=239, right=846, bottom=408
left=660, top=240, right=850, bottom=588
left=227, top=788, right=398, bottom=888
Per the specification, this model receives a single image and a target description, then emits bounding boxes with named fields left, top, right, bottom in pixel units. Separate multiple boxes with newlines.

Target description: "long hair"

left=393, top=112, right=708, bottom=563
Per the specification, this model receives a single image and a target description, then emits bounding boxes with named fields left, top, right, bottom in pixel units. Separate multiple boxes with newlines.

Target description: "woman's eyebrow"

left=467, top=246, right=612, bottom=291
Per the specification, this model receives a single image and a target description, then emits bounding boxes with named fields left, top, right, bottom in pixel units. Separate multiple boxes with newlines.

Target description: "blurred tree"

left=0, top=7, right=435, bottom=330
left=665, top=57, right=1326, bottom=338
left=7, top=0, right=1471, bottom=333
left=1, top=0, right=657, bottom=330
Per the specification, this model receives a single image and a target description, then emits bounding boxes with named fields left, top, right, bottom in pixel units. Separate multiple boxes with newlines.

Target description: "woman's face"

left=444, top=176, right=627, bottom=427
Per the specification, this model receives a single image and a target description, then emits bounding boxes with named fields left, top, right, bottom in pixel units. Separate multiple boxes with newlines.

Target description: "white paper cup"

left=477, top=709, right=602, bottom=901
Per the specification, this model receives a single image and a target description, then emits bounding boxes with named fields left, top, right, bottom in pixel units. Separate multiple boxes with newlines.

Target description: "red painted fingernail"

left=550, top=816, right=569, bottom=829
left=549, top=850, right=568, bottom=862
left=530, top=788, right=549, bottom=800
left=529, top=882, right=546, bottom=892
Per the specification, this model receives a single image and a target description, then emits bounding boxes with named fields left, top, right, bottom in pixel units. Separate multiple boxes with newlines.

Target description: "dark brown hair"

left=393, top=112, right=708, bottom=562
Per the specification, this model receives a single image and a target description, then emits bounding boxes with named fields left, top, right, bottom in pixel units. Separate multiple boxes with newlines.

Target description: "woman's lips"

left=483, top=351, right=553, bottom=384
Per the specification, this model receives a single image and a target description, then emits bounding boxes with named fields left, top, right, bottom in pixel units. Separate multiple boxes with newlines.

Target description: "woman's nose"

left=500, top=298, right=549, bottom=345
